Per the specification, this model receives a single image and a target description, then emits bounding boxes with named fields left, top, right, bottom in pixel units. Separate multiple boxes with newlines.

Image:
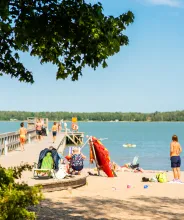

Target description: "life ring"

left=72, top=123, right=78, bottom=131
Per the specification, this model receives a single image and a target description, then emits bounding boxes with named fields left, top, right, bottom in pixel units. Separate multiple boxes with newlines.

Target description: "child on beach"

left=170, top=135, right=182, bottom=182
left=52, top=122, right=58, bottom=143
left=19, top=122, right=27, bottom=151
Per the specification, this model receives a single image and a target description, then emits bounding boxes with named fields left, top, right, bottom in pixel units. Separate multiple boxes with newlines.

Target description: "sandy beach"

left=33, top=169, right=184, bottom=220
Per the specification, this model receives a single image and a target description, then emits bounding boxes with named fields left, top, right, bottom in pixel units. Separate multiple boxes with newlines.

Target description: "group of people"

left=18, top=119, right=62, bottom=151
left=19, top=118, right=182, bottom=180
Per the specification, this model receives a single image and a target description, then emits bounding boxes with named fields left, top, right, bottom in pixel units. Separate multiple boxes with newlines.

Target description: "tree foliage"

left=1, top=110, right=184, bottom=122
left=0, top=0, right=134, bottom=83
left=0, top=164, right=43, bottom=220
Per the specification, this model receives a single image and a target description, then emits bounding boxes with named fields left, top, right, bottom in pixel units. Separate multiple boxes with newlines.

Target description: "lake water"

left=1, top=121, right=184, bottom=170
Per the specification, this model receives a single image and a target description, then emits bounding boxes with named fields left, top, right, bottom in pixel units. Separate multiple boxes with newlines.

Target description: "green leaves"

left=0, top=0, right=134, bottom=83
left=0, top=164, right=43, bottom=220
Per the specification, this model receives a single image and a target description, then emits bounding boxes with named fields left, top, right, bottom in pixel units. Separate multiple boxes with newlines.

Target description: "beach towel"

left=50, top=148, right=60, bottom=170
left=41, top=152, right=54, bottom=169
left=38, top=148, right=50, bottom=168
left=37, top=148, right=60, bottom=170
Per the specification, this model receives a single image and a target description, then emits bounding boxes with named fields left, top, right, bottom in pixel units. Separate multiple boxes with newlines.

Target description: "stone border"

left=36, top=175, right=87, bottom=192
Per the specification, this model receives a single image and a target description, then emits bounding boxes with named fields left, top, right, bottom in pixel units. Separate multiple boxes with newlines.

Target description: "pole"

left=28, top=134, right=31, bottom=144
left=4, top=140, right=8, bottom=155
left=90, top=137, right=100, bottom=176
left=80, top=136, right=91, bottom=150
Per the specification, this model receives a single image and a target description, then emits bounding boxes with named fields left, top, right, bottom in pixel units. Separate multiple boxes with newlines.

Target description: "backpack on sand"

left=156, top=172, right=167, bottom=183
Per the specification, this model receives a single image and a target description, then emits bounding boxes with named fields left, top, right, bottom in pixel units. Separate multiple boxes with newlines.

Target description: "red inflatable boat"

left=90, top=137, right=115, bottom=177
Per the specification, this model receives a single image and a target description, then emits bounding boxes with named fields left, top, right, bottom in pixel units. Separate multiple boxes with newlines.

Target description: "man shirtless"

left=36, top=119, right=42, bottom=141
left=19, top=122, right=27, bottom=151
left=170, top=135, right=182, bottom=182
left=52, top=122, right=58, bottom=143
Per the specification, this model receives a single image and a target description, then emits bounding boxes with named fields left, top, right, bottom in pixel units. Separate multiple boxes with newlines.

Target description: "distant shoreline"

left=1, top=120, right=184, bottom=123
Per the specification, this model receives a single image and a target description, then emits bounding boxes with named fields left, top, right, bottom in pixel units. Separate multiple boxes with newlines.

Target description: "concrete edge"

left=35, top=175, right=87, bottom=193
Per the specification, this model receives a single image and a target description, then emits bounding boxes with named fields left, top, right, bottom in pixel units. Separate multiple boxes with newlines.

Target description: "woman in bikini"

left=19, top=122, right=27, bottom=151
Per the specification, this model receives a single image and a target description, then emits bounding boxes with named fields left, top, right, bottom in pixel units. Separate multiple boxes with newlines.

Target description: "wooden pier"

left=0, top=129, right=36, bottom=155
left=0, top=120, right=87, bottom=191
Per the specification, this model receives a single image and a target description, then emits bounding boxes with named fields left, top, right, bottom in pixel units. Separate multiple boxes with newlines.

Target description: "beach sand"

left=34, top=169, right=184, bottom=220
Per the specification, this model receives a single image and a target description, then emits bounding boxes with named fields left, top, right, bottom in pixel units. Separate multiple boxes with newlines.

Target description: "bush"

left=0, top=164, right=43, bottom=220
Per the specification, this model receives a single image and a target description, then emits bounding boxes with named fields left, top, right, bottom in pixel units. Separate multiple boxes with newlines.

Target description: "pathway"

left=0, top=132, right=65, bottom=168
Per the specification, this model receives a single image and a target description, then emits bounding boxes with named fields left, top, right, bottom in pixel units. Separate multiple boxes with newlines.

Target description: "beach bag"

left=156, top=172, right=167, bottom=183
left=52, top=167, right=67, bottom=179
left=149, top=177, right=158, bottom=182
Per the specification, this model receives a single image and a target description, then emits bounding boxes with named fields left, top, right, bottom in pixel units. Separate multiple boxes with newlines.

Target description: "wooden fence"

left=0, top=129, right=36, bottom=155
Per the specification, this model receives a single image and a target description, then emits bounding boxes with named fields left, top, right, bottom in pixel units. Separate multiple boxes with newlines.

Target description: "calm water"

left=1, top=121, right=184, bottom=170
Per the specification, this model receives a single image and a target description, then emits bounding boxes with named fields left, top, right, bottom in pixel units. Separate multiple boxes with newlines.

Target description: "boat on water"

left=123, top=143, right=136, bottom=148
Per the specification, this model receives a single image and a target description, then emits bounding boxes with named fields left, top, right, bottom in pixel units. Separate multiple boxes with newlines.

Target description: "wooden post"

left=0, top=144, right=2, bottom=156
left=4, top=140, right=8, bottom=155
left=91, top=141, right=100, bottom=176
left=28, top=134, right=31, bottom=144
left=66, top=134, right=78, bottom=146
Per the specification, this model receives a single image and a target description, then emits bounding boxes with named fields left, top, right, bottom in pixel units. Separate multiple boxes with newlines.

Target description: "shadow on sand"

left=31, top=195, right=184, bottom=220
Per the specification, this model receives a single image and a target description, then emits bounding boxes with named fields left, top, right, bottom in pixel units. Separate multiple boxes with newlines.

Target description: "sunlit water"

left=1, top=121, right=184, bottom=170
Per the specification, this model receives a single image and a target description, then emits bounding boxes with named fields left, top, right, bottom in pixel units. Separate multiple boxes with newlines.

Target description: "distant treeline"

left=1, top=110, right=184, bottom=122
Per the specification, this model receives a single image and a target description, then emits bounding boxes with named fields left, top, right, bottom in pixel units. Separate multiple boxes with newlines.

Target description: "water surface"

left=1, top=121, right=183, bottom=170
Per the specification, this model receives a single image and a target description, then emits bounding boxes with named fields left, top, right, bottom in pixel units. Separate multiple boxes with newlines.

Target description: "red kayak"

left=90, top=137, right=115, bottom=177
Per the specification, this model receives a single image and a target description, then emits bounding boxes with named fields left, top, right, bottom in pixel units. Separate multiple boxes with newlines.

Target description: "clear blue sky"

left=1, top=0, right=184, bottom=113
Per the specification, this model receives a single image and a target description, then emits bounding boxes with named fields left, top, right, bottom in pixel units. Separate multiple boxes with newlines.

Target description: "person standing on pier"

left=36, top=118, right=42, bottom=141
left=52, top=122, right=58, bottom=143
left=57, top=121, right=61, bottom=133
left=19, top=122, right=27, bottom=151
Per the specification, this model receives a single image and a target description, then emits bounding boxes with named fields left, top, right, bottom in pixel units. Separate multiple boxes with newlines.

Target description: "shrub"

left=0, top=164, right=43, bottom=220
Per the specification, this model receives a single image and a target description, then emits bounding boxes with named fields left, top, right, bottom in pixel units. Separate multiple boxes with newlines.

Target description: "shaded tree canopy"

left=0, top=0, right=134, bottom=83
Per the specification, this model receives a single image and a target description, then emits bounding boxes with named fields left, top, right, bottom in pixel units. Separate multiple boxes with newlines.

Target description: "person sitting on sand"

left=170, top=134, right=182, bottom=182
left=70, top=147, right=86, bottom=175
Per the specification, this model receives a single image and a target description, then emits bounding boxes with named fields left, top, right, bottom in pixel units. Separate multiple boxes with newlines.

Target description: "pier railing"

left=0, top=129, right=36, bottom=155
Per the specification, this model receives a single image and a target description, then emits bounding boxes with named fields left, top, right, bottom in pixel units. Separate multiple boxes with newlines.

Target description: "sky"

left=0, top=0, right=184, bottom=113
